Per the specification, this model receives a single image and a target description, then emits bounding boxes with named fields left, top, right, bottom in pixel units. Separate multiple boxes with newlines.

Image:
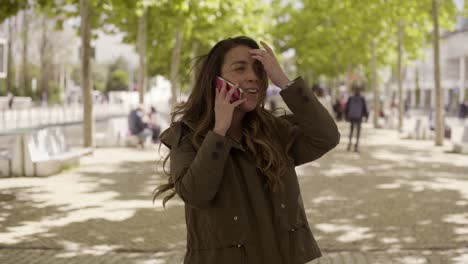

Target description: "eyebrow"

left=230, top=60, right=248, bottom=66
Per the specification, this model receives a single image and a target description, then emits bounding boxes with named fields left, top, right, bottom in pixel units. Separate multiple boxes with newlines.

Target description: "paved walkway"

left=0, top=122, right=467, bottom=263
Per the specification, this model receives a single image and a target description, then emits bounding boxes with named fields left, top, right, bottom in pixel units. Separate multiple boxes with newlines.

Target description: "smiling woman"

left=153, top=36, right=340, bottom=264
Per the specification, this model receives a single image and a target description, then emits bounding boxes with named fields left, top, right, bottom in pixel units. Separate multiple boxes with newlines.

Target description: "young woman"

left=154, top=36, right=340, bottom=264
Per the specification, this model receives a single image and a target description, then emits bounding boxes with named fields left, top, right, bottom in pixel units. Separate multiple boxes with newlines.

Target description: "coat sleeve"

left=279, top=77, right=340, bottom=166
left=160, top=122, right=233, bottom=209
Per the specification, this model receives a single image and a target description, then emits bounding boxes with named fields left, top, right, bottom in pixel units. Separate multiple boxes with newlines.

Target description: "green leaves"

left=272, top=0, right=458, bottom=81
left=0, top=0, right=27, bottom=23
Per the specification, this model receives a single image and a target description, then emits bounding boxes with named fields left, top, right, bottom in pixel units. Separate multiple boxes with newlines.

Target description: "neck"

left=227, top=109, right=245, bottom=141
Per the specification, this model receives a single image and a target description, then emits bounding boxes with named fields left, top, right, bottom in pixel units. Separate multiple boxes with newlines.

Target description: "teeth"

left=244, top=89, right=258, bottom=94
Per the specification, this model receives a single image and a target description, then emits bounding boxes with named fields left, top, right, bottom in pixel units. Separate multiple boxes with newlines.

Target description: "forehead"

left=223, top=45, right=255, bottom=65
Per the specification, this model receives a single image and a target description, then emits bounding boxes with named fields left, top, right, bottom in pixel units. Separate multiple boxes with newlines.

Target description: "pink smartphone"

left=214, top=76, right=241, bottom=103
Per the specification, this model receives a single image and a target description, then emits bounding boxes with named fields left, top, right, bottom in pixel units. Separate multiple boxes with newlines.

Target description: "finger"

left=219, top=78, right=227, bottom=98
left=215, top=84, right=221, bottom=100
left=225, top=83, right=239, bottom=99
left=248, top=49, right=268, bottom=57
left=251, top=55, right=265, bottom=63
left=232, top=98, right=248, bottom=107
left=260, top=41, right=274, bottom=56
left=224, top=84, right=240, bottom=103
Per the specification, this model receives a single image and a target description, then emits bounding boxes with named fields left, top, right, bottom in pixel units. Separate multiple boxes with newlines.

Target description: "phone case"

left=215, top=77, right=241, bottom=103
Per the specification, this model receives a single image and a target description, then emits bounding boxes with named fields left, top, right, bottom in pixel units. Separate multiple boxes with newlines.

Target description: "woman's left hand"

left=249, top=41, right=290, bottom=89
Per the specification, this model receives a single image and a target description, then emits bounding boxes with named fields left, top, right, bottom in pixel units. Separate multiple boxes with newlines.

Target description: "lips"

left=242, top=88, right=258, bottom=95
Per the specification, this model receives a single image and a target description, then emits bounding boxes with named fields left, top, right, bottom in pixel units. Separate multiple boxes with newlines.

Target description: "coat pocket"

left=288, top=222, right=322, bottom=263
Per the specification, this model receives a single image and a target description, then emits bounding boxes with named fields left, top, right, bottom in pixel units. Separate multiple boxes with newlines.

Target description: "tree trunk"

left=22, top=9, right=29, bottom=97
left=170, top=26, right=183, bottom=110
left=40, top=15, right=49, bottom=103
left=189, top=41, right=199, bottom=90
left=80, top=0, right=93, bottom=147
left=371, top=40, right=379, bottom=128
left=6, top=18, right=14, bottom=94
left=397, top=19, right=404, bottom=132
left=432, top=0, right=443, bottom=146
left=137, top=9, right=147, bottom=104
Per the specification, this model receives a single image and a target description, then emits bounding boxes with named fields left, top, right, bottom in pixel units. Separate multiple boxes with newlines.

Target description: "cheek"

left=239, top=99, right=258, bottom=112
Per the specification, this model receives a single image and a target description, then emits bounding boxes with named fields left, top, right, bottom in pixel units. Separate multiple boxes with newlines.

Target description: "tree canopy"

left=271, top=0, right=457, bottom=84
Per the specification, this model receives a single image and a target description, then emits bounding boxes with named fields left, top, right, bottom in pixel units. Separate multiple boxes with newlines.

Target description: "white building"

left=402, top=17, right=468, bottom=114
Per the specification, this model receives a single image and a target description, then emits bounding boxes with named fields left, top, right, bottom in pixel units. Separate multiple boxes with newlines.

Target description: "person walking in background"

left=345, top=84, right=368, bottom=152
left=313, top=84, right=334, bottom=116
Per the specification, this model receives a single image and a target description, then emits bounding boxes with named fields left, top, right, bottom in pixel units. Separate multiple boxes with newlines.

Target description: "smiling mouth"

left=243, top=88, right=258, bottom=95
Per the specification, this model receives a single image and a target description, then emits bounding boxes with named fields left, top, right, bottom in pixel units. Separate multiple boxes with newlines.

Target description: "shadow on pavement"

left=1, top=125, right=467, bottom=263
left=302, top=123, right=468, bottom=255
left=0, top=149, right=187, bottom=263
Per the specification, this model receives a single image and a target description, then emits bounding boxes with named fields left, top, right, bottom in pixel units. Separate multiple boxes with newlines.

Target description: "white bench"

left=452, top=124, right=468, bottom=154
left=400, top=116, right=436, bottom=140
left=0, top=136, right=17, bottom=178
left=23, top=127, right=93, bottom=177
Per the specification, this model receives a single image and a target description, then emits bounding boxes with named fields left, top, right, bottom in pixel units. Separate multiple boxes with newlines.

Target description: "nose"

left=245, top=66, right=259, bottom=83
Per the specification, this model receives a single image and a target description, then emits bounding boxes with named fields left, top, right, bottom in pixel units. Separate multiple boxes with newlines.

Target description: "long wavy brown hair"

left=153, top=36, right=294, bottom=207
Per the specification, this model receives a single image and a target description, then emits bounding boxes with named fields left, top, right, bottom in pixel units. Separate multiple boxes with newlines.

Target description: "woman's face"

left=220, top=45, right=262, bottom=113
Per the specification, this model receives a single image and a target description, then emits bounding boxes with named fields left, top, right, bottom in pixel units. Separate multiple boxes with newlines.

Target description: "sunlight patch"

left=417, top=220, right=432, bottom=226
left=452, top=253, right=468, bottom=264
left=402, top=236, right=416, bottom=243
left=454, top=227, right=468, bottom=235
left=380, top=237, right=399, bottom=244
left=377, top=182, right=403, bottom=189
left=321, top=164, right=365, bottom=177
left=393, top=256, right=427, bottom=264
left=0, top=171, right=183, bottom=244
left=312, top=195, right=346, bottom=204
left=444, top=214, right=468, bottom=225
left=315, top=223, right=375, bottom=242
left=371, top=149, right=468, bottom=167
left=56, top=241, right=120, bottom=257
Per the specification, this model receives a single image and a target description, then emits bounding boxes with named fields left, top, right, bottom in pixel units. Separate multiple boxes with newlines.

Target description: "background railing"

left=0, top=103, right=130, bottom=132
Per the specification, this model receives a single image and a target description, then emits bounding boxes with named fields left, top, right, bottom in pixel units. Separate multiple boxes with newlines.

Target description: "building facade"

left=402, top=17, right=468, bottom=115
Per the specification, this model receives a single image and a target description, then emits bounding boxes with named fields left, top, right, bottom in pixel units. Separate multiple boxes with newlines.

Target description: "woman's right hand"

left=213, top=81, right=247, bottom=136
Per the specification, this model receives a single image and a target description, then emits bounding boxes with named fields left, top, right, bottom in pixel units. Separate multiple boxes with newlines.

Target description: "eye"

left=235, top=67, right=245, bottom=72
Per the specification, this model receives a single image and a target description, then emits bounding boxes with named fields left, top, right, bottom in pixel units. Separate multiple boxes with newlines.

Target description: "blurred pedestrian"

left=313, top=84, right=333, bottom=115
left=459, top=99, right=467, bottom=120
left=7, top=92, right=14, bottom=109
left=148, top=106, right=161, bottom=143
left=345, top=84, right=368, bottom=152
left=128, top=105, right=152, bottom=147
left=333, top=95, right=346, bottom=121
left=153, top=36, right=339, bottom=264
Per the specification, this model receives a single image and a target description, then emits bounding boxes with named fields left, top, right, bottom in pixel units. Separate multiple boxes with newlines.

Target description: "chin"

left=238, top=100, right=258, bottom=112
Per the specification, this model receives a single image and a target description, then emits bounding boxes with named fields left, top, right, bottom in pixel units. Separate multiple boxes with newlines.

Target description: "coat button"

left=281, top=203, right=286, bottom=208
left=215, top=141, right=223, bottom=149
left=233, top=216, right=238, bottom=221
left=237, top=244, right=242, bottom=248
left=290, top=228, right=296, bottom=232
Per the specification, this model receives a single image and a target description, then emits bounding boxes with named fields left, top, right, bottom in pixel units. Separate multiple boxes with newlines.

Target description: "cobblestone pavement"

left=0, top=122, right=467, bottom=263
